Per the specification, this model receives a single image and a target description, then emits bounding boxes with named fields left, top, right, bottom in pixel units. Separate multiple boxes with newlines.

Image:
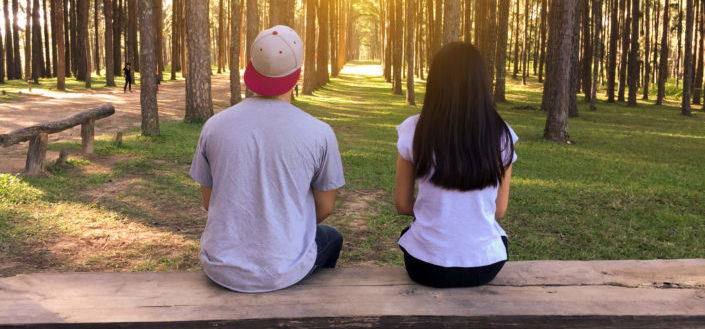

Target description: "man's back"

left=190, top=97, right=345, bottom=292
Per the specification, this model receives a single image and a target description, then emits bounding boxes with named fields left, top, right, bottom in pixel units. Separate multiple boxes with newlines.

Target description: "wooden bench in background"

left=0, top=104, right=115, bottom=176
left=1, top=259, right=703, bottom=328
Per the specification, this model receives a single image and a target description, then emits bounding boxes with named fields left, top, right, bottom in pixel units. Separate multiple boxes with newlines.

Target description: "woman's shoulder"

left=396, top=114, right=420, bottom=136
left=503, top=121, right=519, bottom=144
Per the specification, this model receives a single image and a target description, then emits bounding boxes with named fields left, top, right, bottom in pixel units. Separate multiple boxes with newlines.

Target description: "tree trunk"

left=392, top=0, right=402, bottom=94
left=569, top=0, right=581, bottom=117
left=512, top=0, right=520, bottom=78
left=93, top=0, right=99, bottom=75
left=3, top=0, right=13, bottom=79
left=75, top=0, right=89, bottom=84
left=55, top=0, right=65, bottom=89
left=138, top=0, right=159, bottom=135
left=330, top=0, right=339, bottom=77
left=590, top=0, right=603, bottom=110
left=522, top=0, right=529, bottom=85
left=617, top=0, right=630, bottom=102
left=25, top=0, right=31, bottom=80
left=128, top=0, right=138, bottom=72
left=643, top=0, right=651, bottom=100
left=184, top=0, right=213, bottom=121
left=693, top=0, right=704, bottom=104
left=112, top=0, right=121, bottom=76
left=543, top=0, right=578, bottom=144
left=12, top=0, right=22, bottom=78
left=170, top=0, right=180, bottom=79
left=104, top=0, right=114, bottom=85
left=384, top=0, right=392, bottom=81
left=475, top=0, right=497, bottom=84
left=302, top=0, right=316, bottom=94
left=627, top=0, right=639, bottom=105
left=581, top=0, right=592, bottom=100
left=657, top=0, right=670, bottom=104
left=229, top=0, right=241, bottom=105
left=495, top=0, right=510, bottom=101
left=317, top=0, right=329, bottom=86
left=538, top=0, right=547, bottom=82
left=154, top=0, right=162, bottom=79
left=682, top=0, right=694, bottom=114
left=405, top=0, right=415, bottom=104
left=443, top=0, right=460, bottom=43
left=464, top=0, right=473, bottom=42
left=217, top=0, right=224, bottom=73
left=0, top=19, right=4, bottom=82
left=676, top=0, right=682, bottom=86
left=245, top=0, right=258, bottom=96
left=43, top=0, right=50, bottom=76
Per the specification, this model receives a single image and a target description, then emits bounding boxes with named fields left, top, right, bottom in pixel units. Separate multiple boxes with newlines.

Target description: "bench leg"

left=25, top=133, right=48, bottom=176
left=81, top=118, right=95, bottom=155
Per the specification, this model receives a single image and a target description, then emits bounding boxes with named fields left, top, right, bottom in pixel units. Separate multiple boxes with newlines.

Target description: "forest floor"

left=1, top=61, right=704, bottom=277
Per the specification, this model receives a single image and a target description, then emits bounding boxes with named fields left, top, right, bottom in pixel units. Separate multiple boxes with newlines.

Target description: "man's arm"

left=201, top=185, right=212, bottom=211
left=313, top=189, right=337, bottom=223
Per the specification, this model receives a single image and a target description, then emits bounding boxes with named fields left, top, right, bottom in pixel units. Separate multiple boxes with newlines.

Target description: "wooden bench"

left=1, top=259, right=703, bottom=328
left=0, top=104, right=115, bottom=176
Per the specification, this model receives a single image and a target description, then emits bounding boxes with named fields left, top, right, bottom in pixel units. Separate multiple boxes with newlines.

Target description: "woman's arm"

left=395, top=153, right=416, bottom=216
left=495, top=165, right=513, bottom=219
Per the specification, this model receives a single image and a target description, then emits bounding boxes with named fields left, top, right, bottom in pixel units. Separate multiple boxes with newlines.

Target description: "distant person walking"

left=123, top=63, right=133, bottom=93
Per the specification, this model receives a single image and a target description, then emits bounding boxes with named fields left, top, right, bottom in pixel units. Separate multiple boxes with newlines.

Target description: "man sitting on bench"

left=189, top=26, right=346, bottom=293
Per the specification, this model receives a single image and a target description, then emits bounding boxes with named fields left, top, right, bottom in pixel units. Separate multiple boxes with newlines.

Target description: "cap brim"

left=244, top=61, right=301, bottom=96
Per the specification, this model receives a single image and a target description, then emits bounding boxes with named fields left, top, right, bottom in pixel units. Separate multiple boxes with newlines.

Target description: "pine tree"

left=139, top=0, right=159, bottom=135
left=185, top=0, right=213, bottom=121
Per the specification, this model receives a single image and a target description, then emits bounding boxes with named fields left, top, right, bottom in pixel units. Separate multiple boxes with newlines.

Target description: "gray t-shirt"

left=190, top=97, right=345, bottom=293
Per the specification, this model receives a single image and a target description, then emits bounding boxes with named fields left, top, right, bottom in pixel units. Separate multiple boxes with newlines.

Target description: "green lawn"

left=1, top=61, right=704, bottom=275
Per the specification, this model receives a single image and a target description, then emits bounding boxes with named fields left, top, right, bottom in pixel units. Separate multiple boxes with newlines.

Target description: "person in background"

left=123, top=62, right=133, bottom=93
left=394, top=42, right=518, bottom=288
left=190, top=26, right=346, bottom=293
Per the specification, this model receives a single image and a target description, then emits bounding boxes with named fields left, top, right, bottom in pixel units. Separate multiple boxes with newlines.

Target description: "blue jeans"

left=301, top=225, right=343, bottom=281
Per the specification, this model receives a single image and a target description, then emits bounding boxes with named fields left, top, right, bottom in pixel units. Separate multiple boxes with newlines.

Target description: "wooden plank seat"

left=0, top=104, right=115, bottom=175
left=0, top=259, right=703, bottom=328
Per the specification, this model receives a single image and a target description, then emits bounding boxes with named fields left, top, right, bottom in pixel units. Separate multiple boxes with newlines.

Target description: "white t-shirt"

left=396, top=114, right=518, bottom=268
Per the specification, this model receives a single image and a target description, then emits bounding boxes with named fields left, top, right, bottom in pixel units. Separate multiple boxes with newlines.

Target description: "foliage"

left=0, top=174, right=42, bottom=205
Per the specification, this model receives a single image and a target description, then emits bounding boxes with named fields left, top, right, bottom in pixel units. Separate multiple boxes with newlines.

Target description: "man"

left=190, top=26, right=345, bottom=293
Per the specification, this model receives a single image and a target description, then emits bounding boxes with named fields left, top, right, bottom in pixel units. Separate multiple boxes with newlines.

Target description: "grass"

left=1, top=61, right=704, bottom=276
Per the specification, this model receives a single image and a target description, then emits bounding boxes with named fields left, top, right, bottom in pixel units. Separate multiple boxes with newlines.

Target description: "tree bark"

left=76, top=0, right=89, bottom=85
left=512, top=0, right=520, bottom=78
left=693, top=0, right=704, bottom=104
left=154, top=0, right=162, bottom=80
left=43, top=0, right=50, bottom=76
left=93, top=0, right=99, bottom=75
left=405, top=0, right=415, bottom=104
left=128, top=0, right=138, bottom=72
left=617, top=0, right=630, bottom=102
left=317, top=0, right=330, bottom=86
left=112, top=0, right=121, bottom=76
left=627, top=0, right=639, bottom=105
left=682, top=0, right=694, bottom=114
left=184, top=0, right=213, bottom=121
left=302, top=0, right=316, bottom=94
left=443, top=0, right=460, bottom=43
left=522, top=0, right=529, bottom=85
left=170, top=0, right=181, bottom=79
left=217, top=0, right=224, bottom=73
left=229, top=0, right=241, bottom=105
left=643, top=0, right=651, bottom=100
left=25, top=0, right=32, bottom=80
left=245, top=0, right=258, bottom=96
left=392, top=0, right=402, bottom=94
left=55, top=0, right=65, bottom=89
left=139, top=0, right=159, bottom=135
left=590, top=0, right=603, bottom=110
left=330, top=0, right=339, bottom=77
left=0, top=18, right=4, bottom=82
left=569, top=0, right=581, bottom=117
left=538, top=0, right=547, bottom=82
left=104, top=0, right=114, bottom=85
left=657, top=0, right=670, bottom=104
left=3, top=0, right=13, bottom=79
left=475, top=0, right=497, bottom=85
left=12, top=0, right=22, bottom=78
left=543, top=0, right=578, bottom=144
left=495, top=0, right=510, bottom=102
left=384, top=0, right=392, bottom=81
left=581, top=0, right=592, bottom=100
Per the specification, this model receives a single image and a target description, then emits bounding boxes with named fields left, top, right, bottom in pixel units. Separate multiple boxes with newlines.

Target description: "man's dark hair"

left=413, top=42, right=514, bottom=191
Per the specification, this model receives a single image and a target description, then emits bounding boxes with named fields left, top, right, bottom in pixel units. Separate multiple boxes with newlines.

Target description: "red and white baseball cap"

left=244, top=25, right=303, bottom=96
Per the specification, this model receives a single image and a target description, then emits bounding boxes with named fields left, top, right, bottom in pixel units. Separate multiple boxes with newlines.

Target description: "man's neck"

left=253, top=91, right=292, bottom=103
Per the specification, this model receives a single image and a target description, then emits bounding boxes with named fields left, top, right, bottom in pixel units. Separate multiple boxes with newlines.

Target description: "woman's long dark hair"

left=413, top=42, right=514, bottom=191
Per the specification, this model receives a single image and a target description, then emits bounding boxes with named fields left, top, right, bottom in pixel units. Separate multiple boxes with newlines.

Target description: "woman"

left=395, top=42, right=518, bottom=288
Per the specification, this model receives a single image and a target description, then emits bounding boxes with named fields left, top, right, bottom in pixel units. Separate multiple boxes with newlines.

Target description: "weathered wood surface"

left=0, top=105, right=115, bottom=147
left=24, top=133, right=48, bottom=175
left=0, top=260, right=704, bottom=329
left=80, top=118, right=95, bottom=155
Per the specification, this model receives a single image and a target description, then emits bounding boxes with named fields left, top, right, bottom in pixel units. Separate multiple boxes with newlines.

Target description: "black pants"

left=299, top=225, right=343, bottom=282
left=124, top=78, right=132, bottom=91
left=400, top=227, right=508, bottom=288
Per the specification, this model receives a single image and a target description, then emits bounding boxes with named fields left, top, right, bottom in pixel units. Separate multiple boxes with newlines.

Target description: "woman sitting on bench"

left=394, top=42, right=518, bottom=288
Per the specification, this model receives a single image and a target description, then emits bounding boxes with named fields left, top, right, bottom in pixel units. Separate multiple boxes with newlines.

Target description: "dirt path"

left=0, top=75, right=236, bottom=173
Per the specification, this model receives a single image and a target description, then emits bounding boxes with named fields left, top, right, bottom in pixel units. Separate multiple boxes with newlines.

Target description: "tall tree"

left=76, top=0, right=89, bottom=85
left=217, top=0, right=224, bottom=73
left=4, top=0, right=14, bottom=79
left=392, top=0, right=402, bottom=94
left=643, top=0, right=652, bottom=100
left=475, top=0, right=497, bottom=85
left=229, top=0, right=241, bottom=105
left=384, top=0, right=392, bottom=81
left=185, top=0, right=213, bottom=121
left=153, top=0, right=162, bottom=79
left=464, top=0, right=472, bottom=42
left=627, top=0, right=639, bottom=105
left=0, top=20, right=4, bottom=82
left=112, top=0, right=120, bottom=76
left=12, top=0, right=21, bottom=78
left=694, top=0, right=704, bottom=103
left=170, top=0, right=180, bottom=79
left=104, top=0, right=114, bottom=85
left=581, top=0, right=592, bottom=100
left=93, top=0, right=99, bottom=75
left=682, top=0, right=694, bottom=115
left=543, top=0, right=578, bottom=144
left=538, top=0, right=547, bottom=82
left=302, top=0, right=316, bottom=94
left=330, top=0, right=338, bottom=77
left=43, top=0, right=50, bottom=76
left=54, top=0, right=65, bottom=89
left=617, top=0, right=630, bottom=102
left=569, top=0, right=581, bottom=117
left=245, top=0, right=258, bottom=96
left=657, top=0, right=670, bottom=104
left=512, top=0, right=519, bottom=78
left=443, top=0, right=460, bottom=43
left=63, top=0, right=70, bottom=77
left=317, top=0, right=330, bottom=86
left=590, top=0, right=603, bottom=110
left=495, top=0, right=510, bottom=101
left=128, top=0, right=138, bottom=72
left=522, top=0, right=529, bottom=85
left=69, top=0, right=77, bottom=75
left=31, top=0, right=44, bottom=81
left=138, top=0, right=158, bottom=135
left=24, top=0, right=31, bottom=80
left=405, top=0, right=415, bottom=104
